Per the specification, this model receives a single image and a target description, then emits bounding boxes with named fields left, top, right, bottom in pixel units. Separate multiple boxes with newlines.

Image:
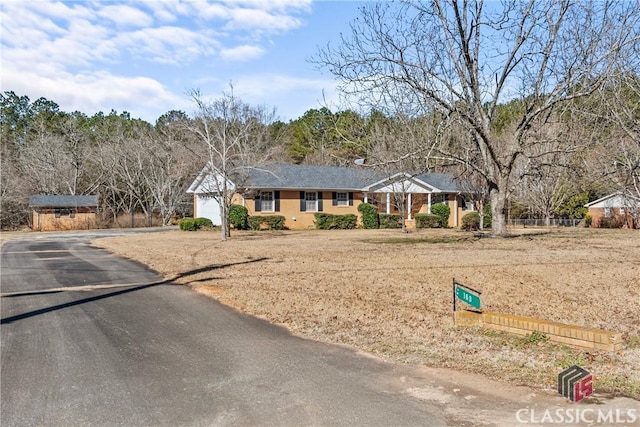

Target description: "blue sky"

left=0, top=0, right=366, bottom=124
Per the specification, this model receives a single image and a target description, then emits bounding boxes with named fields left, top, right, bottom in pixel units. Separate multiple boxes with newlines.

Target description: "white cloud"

left=0, top=0, right=326, bottom=122
left=0, top=65, right=188, bottom=122
left=220, top=44, right=265, bottom=61
left=115, top=26, right=219, bottom=64
left=223, top=0, right=312, bottom=14
left=98, top=4, right=154, bottom=29
left=225, top=73, right=342, bottom=120
left=224, top=7, right=304, bottom=33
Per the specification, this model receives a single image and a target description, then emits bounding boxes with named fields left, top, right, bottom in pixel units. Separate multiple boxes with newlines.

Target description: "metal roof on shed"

left=29, top=195, right=99, bottom=208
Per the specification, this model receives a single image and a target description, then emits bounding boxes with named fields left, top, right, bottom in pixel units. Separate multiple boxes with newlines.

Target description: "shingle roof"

left=188, top=163, right=459, bottom=193
left=415, top=172, right=459, bottom=192
left=29, top=195, right=99, bottom=208
left=242, top=164, right=381, bottom=190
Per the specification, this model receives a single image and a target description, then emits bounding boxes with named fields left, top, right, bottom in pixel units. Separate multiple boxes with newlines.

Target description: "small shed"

left=30, top=195, right=99, bottom=231
left=584, top=192, right=640, bottom=229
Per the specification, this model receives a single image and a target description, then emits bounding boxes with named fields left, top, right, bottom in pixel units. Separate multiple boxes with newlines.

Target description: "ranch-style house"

left=584, top=192, right=640, bottom=229
left=187, top=163, right=474, bottom=230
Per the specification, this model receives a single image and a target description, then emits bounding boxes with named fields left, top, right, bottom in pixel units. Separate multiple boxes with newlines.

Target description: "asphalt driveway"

left=2, top=230, right=637, bottom=426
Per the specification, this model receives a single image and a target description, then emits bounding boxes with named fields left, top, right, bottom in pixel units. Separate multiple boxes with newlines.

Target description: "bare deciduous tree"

left=186, top=86, right=277, bottom=241
left=316, top=0, right=640, bottom=235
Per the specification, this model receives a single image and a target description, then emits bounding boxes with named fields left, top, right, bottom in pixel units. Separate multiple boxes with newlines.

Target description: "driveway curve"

left=2, top=230, right=637, bottom=426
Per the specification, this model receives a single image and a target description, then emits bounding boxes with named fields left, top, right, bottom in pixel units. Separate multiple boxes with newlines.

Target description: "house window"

left=620, top=207, right=625, bottom=215
left=336, top=192, right=348, bottom=206
left=55, top=209, right=71, bottom=218
left=305, top=192, right=318, bottom=212
left=604, top=207, right=612, bottom=217
left=260, top=191, right=274, bottom=212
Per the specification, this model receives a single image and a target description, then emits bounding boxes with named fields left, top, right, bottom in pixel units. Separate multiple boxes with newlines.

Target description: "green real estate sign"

left=455, top=285, right=481, bottom=310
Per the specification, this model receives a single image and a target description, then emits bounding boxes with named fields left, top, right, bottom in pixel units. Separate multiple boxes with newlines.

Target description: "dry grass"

left=94, top=227, right=640, bottom=399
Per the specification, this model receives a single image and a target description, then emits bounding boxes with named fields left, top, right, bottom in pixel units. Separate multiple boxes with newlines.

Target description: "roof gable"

left=187, top=164, right=236, bottom=194
left=364, top=172, right=459, bottom=193
left=584, top=192, right=640, bottom=208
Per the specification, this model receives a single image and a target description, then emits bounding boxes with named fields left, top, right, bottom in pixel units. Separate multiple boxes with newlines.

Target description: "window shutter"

left=317, top=192, right=323, bottom=211
left=299, top=191, right=306, bottom=211
left=274, top=191, right=280, bottom=212
left=349, top=192, right=354, bottom=206
left=254, top=192, right=261, bottom=212
left=332, top=192, right=337, bottom=206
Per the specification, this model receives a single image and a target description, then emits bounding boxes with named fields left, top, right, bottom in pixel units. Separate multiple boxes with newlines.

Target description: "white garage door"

left=196, top=194, right=221, bottom=226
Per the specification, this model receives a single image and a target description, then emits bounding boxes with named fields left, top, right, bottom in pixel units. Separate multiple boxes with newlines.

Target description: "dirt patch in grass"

left=94, top=227, right=640, bottom=399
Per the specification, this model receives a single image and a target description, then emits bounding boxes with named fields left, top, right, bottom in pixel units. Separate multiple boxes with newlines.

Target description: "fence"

left=507, top=218, right=582, bottom=227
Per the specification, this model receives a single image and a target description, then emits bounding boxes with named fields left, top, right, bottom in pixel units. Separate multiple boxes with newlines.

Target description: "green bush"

left=248, top=215, right=286, bottom=230
left=179, top=217, right=196, bottom=231
left=179, top=217, right=213, bottom=231
left=431, top=203, right=451, bottom=228
left=194, top=217, right=213, bottom=229
left=314, top=213, right=358, bottom=229
left=229, top=204, right=249, bottom=230
left=599, top=216, right=624, bottom=229
left=379, top=214, right=403, bottom=229
left=584, top=212, right=592, bottom=228
left=357, top=202, right=380, bottom=229
left=483, top=204, right=492, bottom=228
left=461, top=212, right=480, bottom=231
left=415, top=213, right=441, bottom=228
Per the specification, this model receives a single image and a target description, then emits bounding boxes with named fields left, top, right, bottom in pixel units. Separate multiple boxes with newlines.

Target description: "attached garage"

left=192, top=194, right=222, bottom=226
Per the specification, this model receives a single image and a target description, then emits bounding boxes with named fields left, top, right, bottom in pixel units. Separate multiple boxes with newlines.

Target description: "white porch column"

left=386, top=193, right=391, bottom=214
left=453, top=195, right=458, bottom=227
left=427, top=193, right=432, bottom=214
left=364, top=193, right=368, bottom=203
left=407, top=193, right=412, bottom=220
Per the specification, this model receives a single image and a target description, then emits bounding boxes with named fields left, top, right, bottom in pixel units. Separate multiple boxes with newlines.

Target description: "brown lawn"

left=93, top=227, right=640, bottom=399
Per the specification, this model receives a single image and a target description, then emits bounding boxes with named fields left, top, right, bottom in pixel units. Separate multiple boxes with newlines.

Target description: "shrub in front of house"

left=379, top=213, right=403, bottom=228
left=431, top=203, right=451, bottom=228
left=461, top=212, right=480, bottom=231
left=415, top=213, right=441, bottom=228
left=598, top=216, right=624, bottom=229
left=229, top=204, right=249, bottom=230
left=248, top=215, right=286, bottom=230
left=179, top=218, right=195, bottom=231
left=357, top=202, right=380, bottom=229
left=194, top=217, right=213, bottom=229
left=584, top=212, right=592, bottom=228
left=179, top=217, right=213, bottom=231
left=314, top=213, right=358, bottom=229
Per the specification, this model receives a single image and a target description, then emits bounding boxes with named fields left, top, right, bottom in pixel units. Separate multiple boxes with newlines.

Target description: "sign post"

left=453, top=279, right=482, bottom=312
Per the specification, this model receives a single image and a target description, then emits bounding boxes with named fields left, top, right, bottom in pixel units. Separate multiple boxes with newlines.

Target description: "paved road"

left=3, top=231, right=637, bottom=427
left=1, top=231, right=451, bottom=426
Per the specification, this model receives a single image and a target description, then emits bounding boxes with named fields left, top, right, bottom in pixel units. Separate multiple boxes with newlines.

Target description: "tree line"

left=1, top=79, right=637, bottom=233
left=2, top=1, right=639, bottom=236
